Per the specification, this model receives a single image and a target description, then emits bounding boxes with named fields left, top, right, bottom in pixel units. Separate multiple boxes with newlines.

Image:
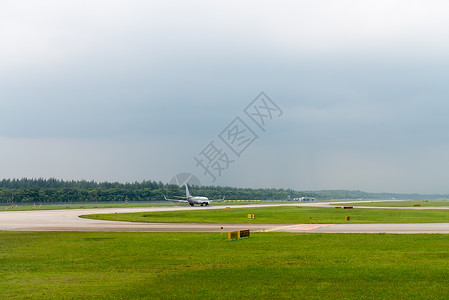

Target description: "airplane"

left=164, top=184, right=224, bottom=206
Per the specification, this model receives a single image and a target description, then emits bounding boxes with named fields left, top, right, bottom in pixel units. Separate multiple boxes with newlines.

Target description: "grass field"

left=1, top=231, right=448, bottom=299
left=82, top=205, right=449, bottom=224
left=341, top=199, right=449, bottom=207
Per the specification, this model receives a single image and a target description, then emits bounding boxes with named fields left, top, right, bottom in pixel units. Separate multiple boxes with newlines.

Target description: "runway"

left=1, top=203, right=449, bottom=234
left=0, top=205, right=281, bottom=232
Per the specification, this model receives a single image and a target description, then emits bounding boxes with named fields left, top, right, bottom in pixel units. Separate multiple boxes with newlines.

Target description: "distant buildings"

left=293, top=197, right=315, bottom=201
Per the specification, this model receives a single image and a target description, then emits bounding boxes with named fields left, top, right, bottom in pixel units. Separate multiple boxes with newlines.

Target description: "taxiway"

left=1, top=203, right=449, bottom=233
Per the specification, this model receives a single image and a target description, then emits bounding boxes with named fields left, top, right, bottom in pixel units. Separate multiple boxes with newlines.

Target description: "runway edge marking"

left=269, top=224, right=336, bottom=232
left=261, top=225, right=298, bottom=232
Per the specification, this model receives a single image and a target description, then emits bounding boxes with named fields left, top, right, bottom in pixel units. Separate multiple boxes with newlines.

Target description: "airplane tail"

left=185, top=184, right=192, bottom=198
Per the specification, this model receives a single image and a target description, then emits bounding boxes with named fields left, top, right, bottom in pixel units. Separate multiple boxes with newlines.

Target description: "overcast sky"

left=1, top=1, right=449, bottom=193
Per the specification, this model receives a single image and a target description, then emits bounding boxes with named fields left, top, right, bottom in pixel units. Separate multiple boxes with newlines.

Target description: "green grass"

left=1, top=231, right=449, bottom=299
left=340, top=199, right=449, bottom=207
left=82, top=206, right=449, bottom=224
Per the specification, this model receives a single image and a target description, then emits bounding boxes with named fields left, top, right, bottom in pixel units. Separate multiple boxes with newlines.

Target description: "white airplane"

left=164, top=184, right=223, bottom=206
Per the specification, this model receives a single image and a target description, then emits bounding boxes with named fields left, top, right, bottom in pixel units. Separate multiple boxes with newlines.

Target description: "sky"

left=1, top=0, right=449, bottom=193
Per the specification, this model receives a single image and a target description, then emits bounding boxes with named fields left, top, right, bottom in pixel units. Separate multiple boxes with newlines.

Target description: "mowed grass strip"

left=1, top=232, right=449, bottom=299
left=82, top=206, right=449, bottom=224
left=341, top=199, right=449, bottom=207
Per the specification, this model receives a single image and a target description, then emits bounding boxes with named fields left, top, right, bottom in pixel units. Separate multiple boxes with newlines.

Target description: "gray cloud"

left=1, top=1, right=449, bottom=193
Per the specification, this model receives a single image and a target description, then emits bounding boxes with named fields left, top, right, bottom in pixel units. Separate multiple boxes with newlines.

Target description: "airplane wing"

left=164, top=196, right=189, bottom=203
left=209, top=196, right=225, bottom=202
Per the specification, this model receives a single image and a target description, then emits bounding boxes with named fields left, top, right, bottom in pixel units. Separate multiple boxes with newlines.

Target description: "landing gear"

left=189, top=203, right=194, bottom=207
left=200, top=203, right=204, bottom=206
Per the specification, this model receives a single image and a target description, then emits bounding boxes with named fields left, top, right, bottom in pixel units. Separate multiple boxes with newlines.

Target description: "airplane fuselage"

left=188, top=196, right=210, bottom=206
left=165, top=184, right=217, bottom=206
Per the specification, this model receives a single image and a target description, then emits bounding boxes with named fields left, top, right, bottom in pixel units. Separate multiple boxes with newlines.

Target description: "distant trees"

left=0, top=178, right=444, bottom=204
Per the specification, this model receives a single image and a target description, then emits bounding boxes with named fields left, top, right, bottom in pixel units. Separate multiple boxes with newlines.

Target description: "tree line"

left=0, top=178, right=446, bottom=204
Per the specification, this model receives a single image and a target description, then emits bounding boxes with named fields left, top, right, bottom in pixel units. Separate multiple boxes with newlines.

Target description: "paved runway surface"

left=1, top=203, right=449, bottom=233
left=0, top=205, right=283, bottom=232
